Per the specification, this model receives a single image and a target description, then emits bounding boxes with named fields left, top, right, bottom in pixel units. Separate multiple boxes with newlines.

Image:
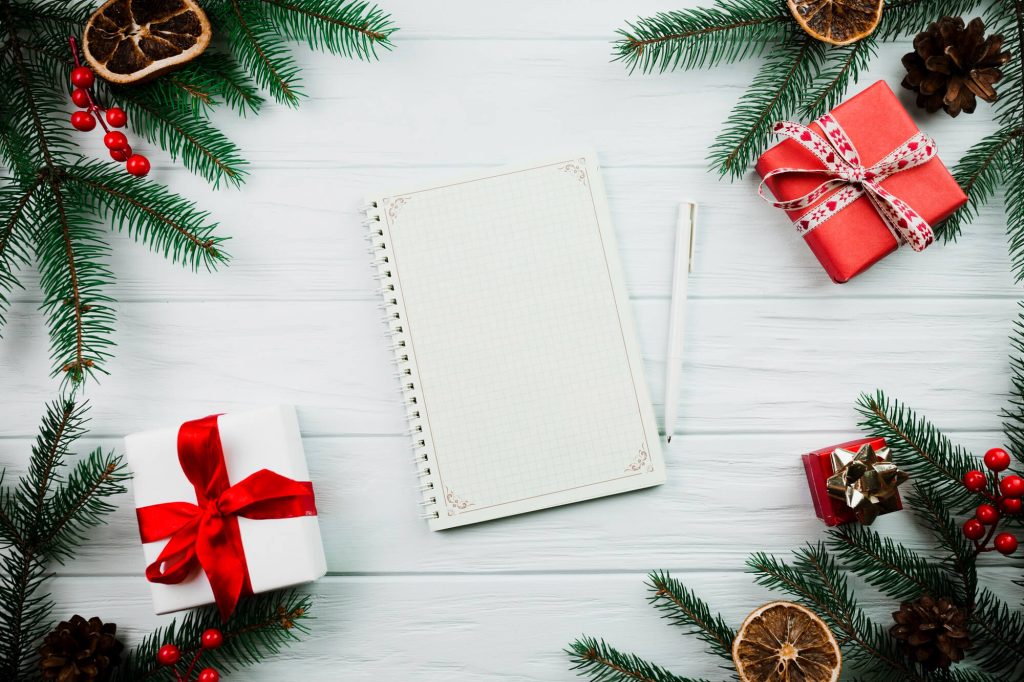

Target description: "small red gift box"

left=756, top=81, right=967, bottom=283
left=802, top=437, right=902, bottom=526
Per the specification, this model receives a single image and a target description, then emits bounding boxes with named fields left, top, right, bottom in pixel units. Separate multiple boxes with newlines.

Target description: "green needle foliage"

left=568, top=309, right=1024, bottom=681
left=942, top=1, right=1024, bottom=280
left=0, top=0, right=397, bottom=384
left=615, top=0, right=983, bottom=178
left=112, top=590, right=313, bottom=681
left=0, top=396, right=129, bottom=681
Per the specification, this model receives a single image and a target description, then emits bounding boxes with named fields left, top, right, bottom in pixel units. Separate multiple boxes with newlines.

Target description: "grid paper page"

left=376, top=155, right=664, bottom=530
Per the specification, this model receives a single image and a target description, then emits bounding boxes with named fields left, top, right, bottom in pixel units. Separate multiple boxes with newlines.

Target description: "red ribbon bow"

left=758, top=113, right=938, bottom=252
left=136, top=415, right=317, bottom=621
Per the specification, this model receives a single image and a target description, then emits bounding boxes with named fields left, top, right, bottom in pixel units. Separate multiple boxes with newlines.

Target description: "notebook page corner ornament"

left=624, top=443, right=653, bottom=474
left=445, top=486, right=474, bottom=516
left=558, top=159, right=589, bottom=187
left=384, top=196, right=410, bottom=223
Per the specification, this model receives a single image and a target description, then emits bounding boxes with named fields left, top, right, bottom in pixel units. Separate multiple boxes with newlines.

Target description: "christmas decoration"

left=756, top=81, right=966, bottom=282
left=803, top=437, right=908, bottom=526
left=155, top=627, right=222, bottom=682
left=731, top=601, right=841, bottom=682
left=68, top=37, right=150, bottom=177
left=0, top=0, right=397, bottom=384
left=567, top=307, right=1024, bottom=680
left=901, top=16, right=1011, bottom=117
left=954, top=445, right=1022, bottom=558
left=125, top=406, right=326, bottom=620
left=613, top=0, right=988, bottom=179
left=0, top=397, right=129, bottom=680
left=787, top=0, right=883, bottom=46
left=38, top=615, right=124, bottom=682
left=110, top=591, right=312, bottom=682
left=83, top=0, right=212, bottom=85
left=890, top=596, right=972, bottom=671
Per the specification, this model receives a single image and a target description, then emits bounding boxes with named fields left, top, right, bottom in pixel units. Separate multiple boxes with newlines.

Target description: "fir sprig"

left=616, top=0, right=987, bottom=178
left=567, top=637, right=709, bottom=682
left=0, top=396, right=128, bottom=680
left=0, top=0, right=397, bottom=383
left=646, top=570, right=735, bottom=662
left=112, top=590, right=313, bottom=681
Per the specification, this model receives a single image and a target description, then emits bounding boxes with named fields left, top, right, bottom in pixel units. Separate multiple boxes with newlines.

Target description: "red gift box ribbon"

left=136, top=414, right=318, bottom=621
left=758, top=113, right=938, bottom=252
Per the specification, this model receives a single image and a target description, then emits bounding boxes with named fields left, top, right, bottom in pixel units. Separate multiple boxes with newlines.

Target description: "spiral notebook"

left=364, top=153, right=665, bottom=530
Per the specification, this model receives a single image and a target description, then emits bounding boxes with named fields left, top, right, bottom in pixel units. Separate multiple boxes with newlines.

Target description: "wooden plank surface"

left=1, top=1, right=1021, bottom=680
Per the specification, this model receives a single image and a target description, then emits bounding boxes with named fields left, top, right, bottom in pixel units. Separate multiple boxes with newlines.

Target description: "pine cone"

left=901, top=16, right=1012, bottom=117
left=890, top=596, right=972, bottom=670
left=39, top=615, right=124, bottom=682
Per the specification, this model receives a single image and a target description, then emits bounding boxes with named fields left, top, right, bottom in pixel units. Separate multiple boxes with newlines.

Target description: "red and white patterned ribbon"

left=758, top=114, right=937, bottom=252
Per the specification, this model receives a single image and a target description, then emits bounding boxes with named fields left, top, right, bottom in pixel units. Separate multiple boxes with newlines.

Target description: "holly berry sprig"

left=67, top=36, right=150, bottom=177
left=961, top=447, right=1022, bottom=556
left=156, top=627, right=224, bottom=682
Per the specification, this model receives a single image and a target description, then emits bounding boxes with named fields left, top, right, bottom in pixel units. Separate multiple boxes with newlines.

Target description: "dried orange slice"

left=732, top=601, right=842, bottom=682
left=83, top=0, right=211, bottom=84
left=787, top=0, right=884, bottom=46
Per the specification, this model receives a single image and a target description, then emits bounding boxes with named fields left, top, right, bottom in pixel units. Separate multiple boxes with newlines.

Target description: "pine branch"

left=874, top=0, right=987, bottom=40
left=645, top=571, right=735, bottom=662
left=942, top=126, right=1021, bottom=243
left=214, top=0, right=304, bottom=106
left=0, top=397, right=125, bottom=680
left=165, top=53, right=265, bottom=117
left=113, top=590, right=313, bottom=681
left=825, top=524, right=959, bottom=602
left=968, top=588, right=1024, bottom=676
left=0, top=178, right=37, bottom=329
left=905, top=485, right=978, bottom=607
left=109, top=87, right=249, bottom=188
left=856, top=391, right=985, bottom=511
left=1005, top=138, right=1024, bottom=282
left=566, top=637, right=710, bottom=682
left=748, top=545, right=921, bottom=681
left=257, top=0, right=397, bottom=60
left=64, top=161, right=229, bottom=270
left=708, top=34, right=822, bottom=178
left=799, top=36, right=877, bottom=120
left=1005, top=304, right=1024, bottom=466
left=613, top=0, right=790, bottom=74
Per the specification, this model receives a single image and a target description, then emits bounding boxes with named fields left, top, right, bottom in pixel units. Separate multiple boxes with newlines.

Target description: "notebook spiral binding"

left=363, top=200, right=440, bottom=521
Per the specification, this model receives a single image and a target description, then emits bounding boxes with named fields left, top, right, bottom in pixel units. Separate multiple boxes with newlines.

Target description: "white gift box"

left=124, top=405, right=327, bottom=615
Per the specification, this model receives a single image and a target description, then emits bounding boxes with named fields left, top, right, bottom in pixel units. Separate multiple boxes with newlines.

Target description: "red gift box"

left=755, top=81, right=967, bottom=283
left=802, top=437, right=902, bottom=526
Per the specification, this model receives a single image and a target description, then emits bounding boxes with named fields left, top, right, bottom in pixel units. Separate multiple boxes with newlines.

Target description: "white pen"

left=664, top=201, right=697, bottom=443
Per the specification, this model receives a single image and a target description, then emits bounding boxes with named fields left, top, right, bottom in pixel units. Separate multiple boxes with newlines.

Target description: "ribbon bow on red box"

left=758, top=114, right=938, bottom=252
left=754, top=81, right=967, bottom=283
left=136, top=415, right=318, bottom=621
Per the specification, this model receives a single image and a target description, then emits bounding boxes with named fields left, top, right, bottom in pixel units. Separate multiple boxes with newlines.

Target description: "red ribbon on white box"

left=758, top=114, right=937, bottom=252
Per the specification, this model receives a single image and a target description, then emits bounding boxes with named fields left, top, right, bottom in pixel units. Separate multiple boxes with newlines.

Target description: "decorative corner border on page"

left=624, top=443, right=654, bottom=473
left=445, top=487, right=474, bottom=515
left=558, top=159, right=588, bottom=187
left=385, top=196, right=410, bottom=222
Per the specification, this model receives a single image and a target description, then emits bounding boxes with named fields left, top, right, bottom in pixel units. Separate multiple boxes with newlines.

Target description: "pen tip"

left=666, top=435, right=672, bottom=443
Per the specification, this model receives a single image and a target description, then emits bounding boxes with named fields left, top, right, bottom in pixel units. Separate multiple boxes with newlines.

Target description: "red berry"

left=962, top=518, right=985, bottom=540
left=994, top=533, right=1019, bottom=555
left=103, top=131, right=128, bottom=150
left=156, top=644, right=180, bottom=666
left=70, top=111, right=95, bottom=132
left=70, top=66, right=94, bottom=88
left=1001, top=497, right=1023, bottom=514
left=110, top=145, right=132, bottom=162
left=201, top=628, right=224, bottom=649
left=105, top=107, right=128, bottom=128
left=126, top=154, right=150, bottom=177
left=1000, top=474, right=1024, bottom=498
left=985, top=448, right=1012, bottom=472
left=71, top=87, right=90, bottom=108
left=198, top=668, right=220, bottom=682
left=963, top=470, right=988, bottom=491
left=976, top=503, right=1000, bottom=525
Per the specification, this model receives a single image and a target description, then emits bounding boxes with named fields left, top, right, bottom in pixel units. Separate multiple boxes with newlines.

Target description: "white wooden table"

left=2, top=2, right=1020, bottom=679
